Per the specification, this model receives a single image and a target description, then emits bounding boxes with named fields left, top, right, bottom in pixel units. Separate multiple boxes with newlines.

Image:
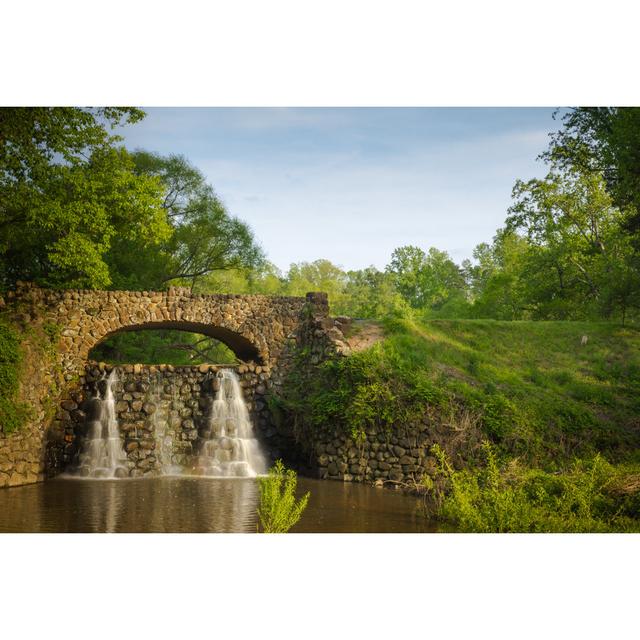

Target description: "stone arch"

left=0, top=285, right=347, bottom=485
left=88, top=321, right=262, bottom=364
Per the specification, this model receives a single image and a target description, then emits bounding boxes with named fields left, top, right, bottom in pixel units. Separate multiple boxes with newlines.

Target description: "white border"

left=1, top=0, right=638, bottom=637
left=2, top=0, right=640, bottom=106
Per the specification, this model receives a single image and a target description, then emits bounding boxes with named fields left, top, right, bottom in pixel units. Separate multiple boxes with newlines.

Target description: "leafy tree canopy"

left=506, top=167, right=638, bottom=319
left=0, top=108, right=169, bottom=289
left=106, top=151, right=265, bottom=291
left=386, top=245, right=466, bottom=310
left=545, top=107, right=640, bottom=240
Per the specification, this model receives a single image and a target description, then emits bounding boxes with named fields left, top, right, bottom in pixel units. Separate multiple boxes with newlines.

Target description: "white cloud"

left=120, top=108, right=558, bottom=271
left=193, top=126, right=551, bottom=270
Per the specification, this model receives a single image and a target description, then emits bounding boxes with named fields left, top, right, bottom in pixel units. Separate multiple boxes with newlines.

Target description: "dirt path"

left=344, top=320, right=385, bottom=352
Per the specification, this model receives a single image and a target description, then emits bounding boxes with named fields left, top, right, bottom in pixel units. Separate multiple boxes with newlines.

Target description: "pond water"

left=0, top=477, right=437, bottom=533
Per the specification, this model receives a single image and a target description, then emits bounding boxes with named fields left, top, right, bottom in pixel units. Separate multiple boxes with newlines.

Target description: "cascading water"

left=75, top=369, right=129, bottom=478
left=196, top=368, right=268, bottom=477
left=150, top=374, right=182, bottom=476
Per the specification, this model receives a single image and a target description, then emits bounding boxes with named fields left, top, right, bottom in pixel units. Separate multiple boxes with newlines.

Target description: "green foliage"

left=465, top=230, right=533, bottom=319
left=398, top=317, right=640, bottom=459
left=478, top=394, right=519, bottom=442
left=0, top=108, right=170, bottom=290
left=257, top=459, right=310, bottom=533
left=504, top=167, right=639, bottom=320
left=0, top=107, right=143, bottom=182
left=334, top=266, right=410, bottom=319
left=90, top=330, right=237, bottom=365
left=0, top=112, right=264, bottom=295
left=0, top=319, right=29, bottom=434
left=430, top=442, right=640, bottom=533
left=108, top=151, right=265, bottom=291
left=196, top=262, right=285, bottom=296
left=387, top=245, right=467, bottom=311
left=281, top=339, right=449, bottom=444
left=544, top=107, right=640, bottom=236
left=280, top=314, right=640, bottom=466
left=283, top=259, right=347, bottom=302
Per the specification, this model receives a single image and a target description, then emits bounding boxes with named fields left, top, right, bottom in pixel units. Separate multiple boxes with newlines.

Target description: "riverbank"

left=275, top=316, right=640, bottom=531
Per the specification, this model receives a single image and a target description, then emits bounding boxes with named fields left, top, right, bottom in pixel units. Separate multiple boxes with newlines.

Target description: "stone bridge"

left=14, top=284, right=336, bottom=371
left=0, top=283, right=350, bottom=486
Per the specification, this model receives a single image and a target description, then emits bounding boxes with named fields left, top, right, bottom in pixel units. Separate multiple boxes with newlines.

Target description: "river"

left=0, top=476, right=437, bottom=533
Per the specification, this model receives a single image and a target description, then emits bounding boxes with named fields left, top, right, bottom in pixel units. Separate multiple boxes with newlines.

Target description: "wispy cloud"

left=120, top=107, right=560, bottom=270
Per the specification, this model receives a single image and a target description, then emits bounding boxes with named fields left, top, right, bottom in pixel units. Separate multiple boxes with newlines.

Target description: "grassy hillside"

left=381, top=317, right=640, bottom=463
left=289, top=316, right=640, bottom=531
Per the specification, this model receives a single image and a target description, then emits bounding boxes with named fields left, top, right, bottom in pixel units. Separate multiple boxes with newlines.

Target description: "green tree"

left=193, top=261, right=285, bottom=296
left=469, top=230, right=532, bottom=319
left=506, top=167, right=637, bottom=320
left=337, top=267, right=408, bottom=318
left=91, top=329, right=237, bottom=365
left=0, top=108, right=169, bottom=290
left=545, top=107, right=640, bottom=240
left=107, top=152, right=265, bottom=291
left=282, top=259, right=347, bottom=306
left=386, top=245, right=427, bottom=307
left=387, top=245, right=467, bottom=311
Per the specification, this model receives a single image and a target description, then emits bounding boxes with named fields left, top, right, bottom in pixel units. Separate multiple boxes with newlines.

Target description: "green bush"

left=257, top=460, right=310, bottom=533
left=430, top=442, right=640, bottom=533
left=277, top=315, right=640, bottom=476
left=279, top=339, right=451, bottom=444
left=478, top=394, right=518, bottom=441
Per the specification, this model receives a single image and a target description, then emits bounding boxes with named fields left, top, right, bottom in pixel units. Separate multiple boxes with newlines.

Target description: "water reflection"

left=0, top=477, right=435, bottom=533
left=292, top=479, right=435, bottom=533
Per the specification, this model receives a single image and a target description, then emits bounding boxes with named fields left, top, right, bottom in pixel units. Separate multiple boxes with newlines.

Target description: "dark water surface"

left=0, top=477, right=437, bottom=533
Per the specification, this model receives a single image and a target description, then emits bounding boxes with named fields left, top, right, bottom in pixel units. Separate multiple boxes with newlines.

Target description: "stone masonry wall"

left=0, top=285, right=346, bottom=486
left=1, top=282, right=464, bottom=490
left=274, top=305, right=481, bottom=488
left=303, top=418, right=482, bottom=486
left=0, top=332, right=59, bottom=488
left=61, top=362, right=276, bottom=477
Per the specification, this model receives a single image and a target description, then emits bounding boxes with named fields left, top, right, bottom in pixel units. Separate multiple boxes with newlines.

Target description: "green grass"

left=280, top=316, right=640, bottom=463
left=278, top=315, right=640, bottom=531
left=381, top=317, right=640, bottom=462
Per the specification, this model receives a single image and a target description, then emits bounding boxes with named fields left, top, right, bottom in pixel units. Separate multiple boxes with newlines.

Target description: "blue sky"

left=118, top=107, right=562, bottom=272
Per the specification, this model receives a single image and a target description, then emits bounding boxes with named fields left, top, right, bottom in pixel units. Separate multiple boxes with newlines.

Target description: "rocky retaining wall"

left=0, top=286, right=349, bottom=486
left=59, top=362, right=281, bottom=476
left=301, top=417, right=481, bottom=486
left=272, top=310, right=480, bottom=487
left=0, top=329, right=59, bottom=488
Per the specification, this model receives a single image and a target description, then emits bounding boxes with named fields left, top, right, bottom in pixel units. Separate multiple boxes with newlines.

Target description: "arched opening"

left=61, top=320, right=270, bottom=480
left=88, top=321, right=262, bottom=364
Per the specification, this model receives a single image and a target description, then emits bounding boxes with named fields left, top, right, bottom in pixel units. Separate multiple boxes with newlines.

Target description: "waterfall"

left=196, top=368, right=268, bottom=477
left=75, top=369, right=129, bottom=478
left=150, top=374, right=181, bottom=476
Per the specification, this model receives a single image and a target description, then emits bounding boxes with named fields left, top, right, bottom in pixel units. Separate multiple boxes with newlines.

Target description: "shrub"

left=480, top=394, right=519, bottom=441
left=280, top=339, right=451, bottom=444
left=257, top=460, right=310, bottom=533
left=0, top=319, right=29, bottom=434
left=429, top=442, right=639, bottom=532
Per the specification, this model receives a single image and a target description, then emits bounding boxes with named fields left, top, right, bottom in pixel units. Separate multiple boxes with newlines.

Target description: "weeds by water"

left=257, top=460, right=310, bottom=533
left=428, top=442, right=640, bottom=532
